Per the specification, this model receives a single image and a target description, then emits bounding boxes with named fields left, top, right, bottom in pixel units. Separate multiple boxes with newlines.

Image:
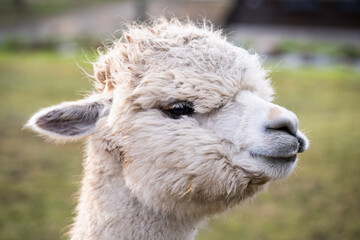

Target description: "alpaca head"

left=27, top=18, right=308, bottom=219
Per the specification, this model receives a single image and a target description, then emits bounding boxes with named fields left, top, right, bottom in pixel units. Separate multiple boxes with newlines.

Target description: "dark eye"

left=162, top=102, right=194, bottom=119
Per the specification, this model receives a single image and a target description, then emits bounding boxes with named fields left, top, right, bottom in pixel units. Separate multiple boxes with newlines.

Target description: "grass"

left=0, top=51, right=93, bottom=240
left=0, top=0, right=120, bottom=27
left=274, top=41, right=360, bottom=59
left=0, top=51, right=359, bottom=240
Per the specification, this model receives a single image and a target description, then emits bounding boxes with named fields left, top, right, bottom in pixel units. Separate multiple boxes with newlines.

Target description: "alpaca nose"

left=265, top=106, right=309, bottom=153
left=265, top=106, right=298, bottom=137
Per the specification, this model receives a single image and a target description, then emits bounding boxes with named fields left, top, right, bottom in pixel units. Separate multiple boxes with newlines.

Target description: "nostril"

left=266, top=119, right=297, bottom=136
left=275, top=126, right=293, bottom=136
left=297, top=136, right=306, bottom=153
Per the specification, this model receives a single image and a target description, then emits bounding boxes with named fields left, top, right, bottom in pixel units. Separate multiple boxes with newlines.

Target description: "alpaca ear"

left=26, top=97, right=111, bottom=141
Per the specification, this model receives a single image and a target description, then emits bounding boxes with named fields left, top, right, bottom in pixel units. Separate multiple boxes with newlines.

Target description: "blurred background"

left=0, top=0, right=359, bottom=239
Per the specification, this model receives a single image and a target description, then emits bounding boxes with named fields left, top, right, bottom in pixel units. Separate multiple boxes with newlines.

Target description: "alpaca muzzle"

left=249, top=106, right=309, bottom=163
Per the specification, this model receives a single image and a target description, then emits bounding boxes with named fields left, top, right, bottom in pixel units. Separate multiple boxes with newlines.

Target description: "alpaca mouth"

left=248, top=144, right=299, bottom=164
left=250, top=152, right=297, bottom=163
left=246, top=150, right=298, bottom=180
left=248, top=133, right=304, bottom=164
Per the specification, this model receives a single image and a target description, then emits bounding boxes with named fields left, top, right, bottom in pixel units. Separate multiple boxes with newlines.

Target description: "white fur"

left=26, top=18, right=308, bottom=240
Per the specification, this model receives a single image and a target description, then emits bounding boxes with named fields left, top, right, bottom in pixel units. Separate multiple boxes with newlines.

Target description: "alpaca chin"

left=233, top=152, right=298, bottom=180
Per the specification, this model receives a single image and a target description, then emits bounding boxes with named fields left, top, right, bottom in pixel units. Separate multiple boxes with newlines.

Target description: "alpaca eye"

left=162, top=102, right=194, bottom=119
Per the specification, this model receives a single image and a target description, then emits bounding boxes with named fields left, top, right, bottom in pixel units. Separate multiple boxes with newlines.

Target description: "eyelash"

left=162, top=102, right=194, bottom=119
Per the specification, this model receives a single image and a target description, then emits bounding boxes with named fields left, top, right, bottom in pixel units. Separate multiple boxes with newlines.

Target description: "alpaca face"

left=27, top=19, right=308, bottom=218
left=104, top=50, right=308, bottom=217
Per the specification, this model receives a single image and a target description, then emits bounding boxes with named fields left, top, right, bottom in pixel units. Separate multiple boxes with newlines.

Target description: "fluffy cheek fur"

left=112, top=109, right=266, bottom=218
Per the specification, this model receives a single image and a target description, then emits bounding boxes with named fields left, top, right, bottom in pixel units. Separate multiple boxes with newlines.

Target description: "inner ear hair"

left=26, top=97, right=112, bottom=141
left=35, top=102, right=104, bottom=136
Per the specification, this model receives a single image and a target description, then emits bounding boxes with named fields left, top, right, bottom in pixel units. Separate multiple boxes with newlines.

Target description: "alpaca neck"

left=69, top=137, right=199, bottom=240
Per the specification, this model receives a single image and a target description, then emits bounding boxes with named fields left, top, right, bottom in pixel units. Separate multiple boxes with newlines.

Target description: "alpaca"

left=27, top=18, right=309, bottom=240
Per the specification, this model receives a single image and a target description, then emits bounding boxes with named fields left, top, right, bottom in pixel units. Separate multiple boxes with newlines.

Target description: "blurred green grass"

left=0, top=0, right=120, bottom=27
left=0, top=51, right=93, bottom=240
left=0, top=52, right=359, bottom=240
left=274, top=41, right=360, bottom=59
